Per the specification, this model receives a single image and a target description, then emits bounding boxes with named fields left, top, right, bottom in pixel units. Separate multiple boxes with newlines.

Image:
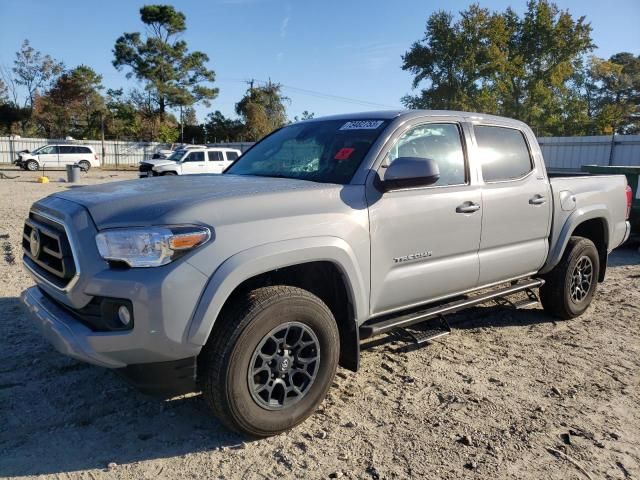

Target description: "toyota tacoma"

left=21, top=110, right=631, bottom=436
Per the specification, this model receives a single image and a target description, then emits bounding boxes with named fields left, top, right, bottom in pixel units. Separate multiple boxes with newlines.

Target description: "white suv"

left=16, top=145, right=99, bottom=171
left=138, top=147, right=241, bottom=177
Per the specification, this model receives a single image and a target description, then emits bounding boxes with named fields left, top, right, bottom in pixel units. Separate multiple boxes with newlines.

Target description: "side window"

left=79, top=147, right=92, bottom=154
left=59, top=146, right=74, bottom=154
left=208, top=151, right=223, bottom=161
left=475, top=126, right=533, bottom=182
left=40, top=146, right=59, bottom=154
left=226, top=151, right=239, bottom=161
left=385, top=123, right=466, bottom=186
left=184, top=151, right=205, bottom=162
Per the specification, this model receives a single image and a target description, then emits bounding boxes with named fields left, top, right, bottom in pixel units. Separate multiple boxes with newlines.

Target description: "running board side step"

left=360, top=278, right=544, bottom=340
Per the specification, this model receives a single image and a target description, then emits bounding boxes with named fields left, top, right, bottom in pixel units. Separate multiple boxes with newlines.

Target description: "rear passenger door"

left=181, top=151, right=206, bottom=174
left=207, top=150, right=226, bottom=173
left=473, top=124, right=552, bottom=285
left=58, top=146, right=76, bottom=166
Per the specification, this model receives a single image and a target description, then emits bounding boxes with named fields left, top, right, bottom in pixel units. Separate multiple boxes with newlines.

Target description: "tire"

left=78, top=160, right=91, bottom=172
left=26, top=160, right=39, bottom=171
left=540, top=236, right=600, bottom=319
left=161, top=171, right=177, bottom=176
left=200, top=285, right=340, bottom=437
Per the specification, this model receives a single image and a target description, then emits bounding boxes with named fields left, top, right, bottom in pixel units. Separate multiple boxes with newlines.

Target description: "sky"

left=0, top=0, right=639, bottom=123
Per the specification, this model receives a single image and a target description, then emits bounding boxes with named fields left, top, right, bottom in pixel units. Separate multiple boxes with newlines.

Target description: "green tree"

left=235, top=81, right=289, bottom=140
left=293, top=110, right=315, bottom=122
left=204, top=110, right=245, bottom=142
left=33, top=65, right=105, bottom=138
left=589, top=53, right=640, bottom=134
left=402, top=1, right=594, bottom=136
left=104, top=88, right=141, bottom=139
left=112, top=5, right=218, bottom=119
left=13, top=39, right=64, bottom=111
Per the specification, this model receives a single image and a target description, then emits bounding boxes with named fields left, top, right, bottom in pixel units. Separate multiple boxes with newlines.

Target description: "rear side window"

left=208, top=151, right=223, bottom=161
left=475, top=126, right=533, bottom=182
left=59, top=146, right=74, bottom=154
left=226, top=151, right=239, bottom=161
left=184, top=151, right=205, bottom=162
left=78, top=146, right=92, bottom=153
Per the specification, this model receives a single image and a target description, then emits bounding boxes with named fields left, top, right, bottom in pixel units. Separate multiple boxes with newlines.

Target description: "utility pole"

left=180, top=105, right=184, bottom=143
left=100, top=111, right=106, bottom=162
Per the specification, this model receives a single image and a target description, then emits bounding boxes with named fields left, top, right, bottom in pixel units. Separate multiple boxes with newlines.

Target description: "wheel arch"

left=187, top=237, right=369, bottom=371
left=540, top=206, right=609, bottom=281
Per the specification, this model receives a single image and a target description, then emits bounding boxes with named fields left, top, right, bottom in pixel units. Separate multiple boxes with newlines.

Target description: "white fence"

left=1, top=134, right=639, bottom=171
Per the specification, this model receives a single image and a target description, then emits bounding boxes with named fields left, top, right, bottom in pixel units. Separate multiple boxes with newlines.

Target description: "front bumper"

left=22, top=285, right=200, bottom=395
left=21, top=286, right=126, bottom=368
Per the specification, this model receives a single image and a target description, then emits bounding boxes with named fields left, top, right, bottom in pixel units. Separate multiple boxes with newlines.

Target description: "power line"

left=217, top=77, right=401, bottom=110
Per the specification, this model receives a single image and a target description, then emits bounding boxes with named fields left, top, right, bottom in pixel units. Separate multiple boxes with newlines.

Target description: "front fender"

left=186, top=236, right=369, bottom=346
left=539, top=205, right=610, bottom=274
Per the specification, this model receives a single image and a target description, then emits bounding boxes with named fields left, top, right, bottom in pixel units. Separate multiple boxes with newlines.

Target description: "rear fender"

left=539, top=205, right=609, bottom=274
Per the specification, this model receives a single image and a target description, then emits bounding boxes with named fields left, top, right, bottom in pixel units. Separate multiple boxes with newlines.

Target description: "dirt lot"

left=0, top=168, right=639, bottom=479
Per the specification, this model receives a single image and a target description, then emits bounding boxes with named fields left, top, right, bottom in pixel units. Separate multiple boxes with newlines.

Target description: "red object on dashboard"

left=334, top=147, right=355, bottom=160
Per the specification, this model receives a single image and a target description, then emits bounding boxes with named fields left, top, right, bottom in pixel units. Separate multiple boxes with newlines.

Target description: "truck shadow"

left=0, top=297, right=250, bottom=477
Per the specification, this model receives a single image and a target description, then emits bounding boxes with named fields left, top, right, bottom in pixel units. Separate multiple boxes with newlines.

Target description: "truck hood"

left=141, top=159, right=176, bottom=168
left=50, top=174, right=344, bottom=229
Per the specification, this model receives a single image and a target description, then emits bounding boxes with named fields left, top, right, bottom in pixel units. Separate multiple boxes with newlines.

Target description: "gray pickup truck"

left=21, top=110, right=631, bottom=436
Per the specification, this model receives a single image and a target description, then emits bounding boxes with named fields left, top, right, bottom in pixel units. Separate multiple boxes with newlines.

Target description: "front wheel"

left=26, top=160, right=39, bottom=171
left=161, top=171, right=177, bottom=176
left=540, top=236, right=600, bottom=319
left=200, top=286, right=340, bottom=437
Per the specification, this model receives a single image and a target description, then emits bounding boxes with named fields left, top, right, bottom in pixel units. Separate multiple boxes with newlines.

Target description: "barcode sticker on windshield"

left=339, top=120, right=384, bottom=130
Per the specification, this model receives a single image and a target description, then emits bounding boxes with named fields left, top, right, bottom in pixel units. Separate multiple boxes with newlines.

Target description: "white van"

left=138, top=147, right=241, bottom=177
left=16, top=145, right=99, bottom=171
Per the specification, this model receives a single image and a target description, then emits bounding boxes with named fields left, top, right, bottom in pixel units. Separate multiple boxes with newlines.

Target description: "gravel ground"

left=0, top=168, right=639, bottom=479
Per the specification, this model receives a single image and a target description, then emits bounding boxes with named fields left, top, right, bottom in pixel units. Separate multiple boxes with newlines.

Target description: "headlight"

left=95, top=226, right=211, bottom=267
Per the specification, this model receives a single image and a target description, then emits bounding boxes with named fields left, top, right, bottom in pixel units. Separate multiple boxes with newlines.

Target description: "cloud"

left=336, top=41, right=404, bottom=71
left=280, top=6, right=291, bottom=38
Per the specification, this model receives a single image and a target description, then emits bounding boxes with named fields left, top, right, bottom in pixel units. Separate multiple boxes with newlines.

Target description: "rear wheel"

left=78, top=160, right=91, bottom=172
left=26, top=160, right=39, bottom=171
left=200, top=286, right=339, bottom=437
left=540, top=236, right=600, bottom=319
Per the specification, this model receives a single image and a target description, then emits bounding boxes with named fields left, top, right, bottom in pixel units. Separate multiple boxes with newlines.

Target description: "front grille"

left=139, top=162, right=153, bottom=173
left=22, top=213, right=76, bottom=289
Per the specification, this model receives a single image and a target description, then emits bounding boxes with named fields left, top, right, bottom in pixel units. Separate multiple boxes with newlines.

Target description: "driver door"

left=37, top=145, right=59, bottom=167
left=368, top=120, right=482, bottom=315
left=181, top=151, right=206, bottom=174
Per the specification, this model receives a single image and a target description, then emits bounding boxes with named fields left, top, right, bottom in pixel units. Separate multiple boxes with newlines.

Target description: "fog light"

left=118, top=305, right=131, bottom=326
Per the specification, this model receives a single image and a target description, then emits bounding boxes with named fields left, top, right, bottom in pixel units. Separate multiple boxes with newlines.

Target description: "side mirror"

left=380, top=157, right=440, bottom=192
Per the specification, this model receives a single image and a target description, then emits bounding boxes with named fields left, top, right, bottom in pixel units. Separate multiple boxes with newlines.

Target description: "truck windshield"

left=168, top=150, right=186, bottom=161
left=225, top=119, right=389, bottom=184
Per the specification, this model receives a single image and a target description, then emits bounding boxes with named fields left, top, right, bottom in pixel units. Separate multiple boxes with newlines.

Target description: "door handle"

left=456, top=202, right=481, bottom=214
left=529, top=195, right=546, bottom=205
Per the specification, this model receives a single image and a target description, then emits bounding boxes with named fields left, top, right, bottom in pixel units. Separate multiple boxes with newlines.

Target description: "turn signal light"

left=169, top=230, right=211, bottom=250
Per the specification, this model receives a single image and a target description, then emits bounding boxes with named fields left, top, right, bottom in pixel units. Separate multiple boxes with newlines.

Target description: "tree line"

left=0, top=5, right=293, bottom=143
left=0, top=1, right=638, bottom=142
left=402, top=1, right=639, bottom=136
